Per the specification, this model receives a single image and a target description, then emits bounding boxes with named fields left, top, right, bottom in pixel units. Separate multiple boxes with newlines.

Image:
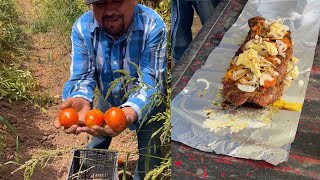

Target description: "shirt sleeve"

left=62, top=22, right=96, bottom=103
left=121, top=25, right=168, bottom=123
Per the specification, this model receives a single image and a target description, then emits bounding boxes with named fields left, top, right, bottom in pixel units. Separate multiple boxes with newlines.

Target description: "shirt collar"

left=90, top=4, right=144, bottom=33
left=130, top=4, right=144, bottom=31
left=90, top=14, right=99, bottom=33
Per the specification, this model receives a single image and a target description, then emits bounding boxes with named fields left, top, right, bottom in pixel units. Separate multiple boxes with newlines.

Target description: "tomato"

left=104, top=107, right=127, bottom=132
left=263, top=77, right=277, bottom=88
left=117, top=157, right=124, bottom=166
left=280, top=37, right=292, bottom=48
left=84, top=109, right=104, bottom=128
left=224, top=69, right=234, bottom=81
left=59, top=108, right=79, bottom=128
left=224, top=66, right=239, bottom=81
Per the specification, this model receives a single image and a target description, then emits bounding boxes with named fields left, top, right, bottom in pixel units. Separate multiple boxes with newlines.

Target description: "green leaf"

left=0, top=115, right=17, bottom=136
left=114, top=69, right=130, bottom=77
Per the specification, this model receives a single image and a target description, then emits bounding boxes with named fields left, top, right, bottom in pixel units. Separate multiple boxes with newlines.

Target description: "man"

left=171, top=0, right=220, bottom=63
left=54, top=0, right=168, bottom=179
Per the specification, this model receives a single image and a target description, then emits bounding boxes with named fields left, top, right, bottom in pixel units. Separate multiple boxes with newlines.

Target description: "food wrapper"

left=171, top=0, right=320, bottom=165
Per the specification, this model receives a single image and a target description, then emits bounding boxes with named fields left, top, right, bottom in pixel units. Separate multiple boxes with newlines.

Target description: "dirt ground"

left=0, top=0, right=138, bottom=179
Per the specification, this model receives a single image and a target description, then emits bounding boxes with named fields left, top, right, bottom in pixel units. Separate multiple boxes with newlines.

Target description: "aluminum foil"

left=171, top=0, right=320, bottom=165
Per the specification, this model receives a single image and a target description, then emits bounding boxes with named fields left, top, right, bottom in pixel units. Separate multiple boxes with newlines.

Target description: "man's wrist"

left=121, top=106, right=138, bottom=125
left=125, top=113, right=135, bottom=125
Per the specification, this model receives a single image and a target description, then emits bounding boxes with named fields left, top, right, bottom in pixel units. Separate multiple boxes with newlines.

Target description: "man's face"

left=92, top=0, right=136, bottom=38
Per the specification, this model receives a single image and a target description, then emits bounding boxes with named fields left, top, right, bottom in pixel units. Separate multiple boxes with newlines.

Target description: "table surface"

left=171, top=0, right=320, bottom=179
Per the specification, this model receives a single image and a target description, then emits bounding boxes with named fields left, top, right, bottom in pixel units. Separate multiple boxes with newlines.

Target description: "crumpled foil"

left=171, top=0, right=320, bottom=165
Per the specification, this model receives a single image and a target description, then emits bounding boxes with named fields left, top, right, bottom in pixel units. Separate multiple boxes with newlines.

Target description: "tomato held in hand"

left=59, top=108, right=79, bottom=128
left=84, top=109, right=104, bottom=128
left=104, top=107, right=127, bottom=132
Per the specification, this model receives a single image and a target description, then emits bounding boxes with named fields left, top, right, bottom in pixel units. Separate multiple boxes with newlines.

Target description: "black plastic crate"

left=67, top=149, right=118, bottom=180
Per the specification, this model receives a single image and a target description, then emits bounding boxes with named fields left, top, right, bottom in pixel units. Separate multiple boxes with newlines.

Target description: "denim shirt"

left=62, top=4, right=168, bottom=123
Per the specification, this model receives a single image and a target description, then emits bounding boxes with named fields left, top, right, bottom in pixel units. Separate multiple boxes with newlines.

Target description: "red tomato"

left=59, top=108, right=79, bottom=127
left=117, top=157, right=124, bottom=166
left=84, top=109, right=104, bottom=128
left=263, top=77, right=277, bottom=88
left=104, top=107, right=127, bottom=132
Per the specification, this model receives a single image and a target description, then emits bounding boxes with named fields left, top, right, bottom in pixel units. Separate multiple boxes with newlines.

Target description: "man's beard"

left=102, top=15, right=126, bottom=38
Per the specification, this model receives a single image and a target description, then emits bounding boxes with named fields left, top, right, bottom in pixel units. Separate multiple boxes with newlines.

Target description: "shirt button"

left=113, top=61, right=117, bottom=65
left=114, top=95, right=118, bottom=98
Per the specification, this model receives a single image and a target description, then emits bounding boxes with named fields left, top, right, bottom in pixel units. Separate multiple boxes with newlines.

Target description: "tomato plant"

left=104, top=107, right=126, bottom=132
left=84, top=109, right=104, bottom=128
left=59, top=108, right=79, bottom=127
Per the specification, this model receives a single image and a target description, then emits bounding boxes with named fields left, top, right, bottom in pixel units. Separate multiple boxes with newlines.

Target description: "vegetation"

left=0, top=0, right=37, bottom=103
left=0, top=0, right=27, bottom=60
left=31, top=0, right=89, bottom=37
left=0, top=115, right=19, bottom=161
left=3, top=148, right=72, bottom=180
left=1, top=0, right=171, bottom=179
left=105, top=61, right=171, bottom=179
left=0, top=0, right=33, bottom=162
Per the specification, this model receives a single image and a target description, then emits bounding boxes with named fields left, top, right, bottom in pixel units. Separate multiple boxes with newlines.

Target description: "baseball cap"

left=85, top=0, right=104, bottom=5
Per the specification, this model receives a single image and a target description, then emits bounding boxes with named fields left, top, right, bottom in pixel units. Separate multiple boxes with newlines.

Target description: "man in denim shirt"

left=54, top=0, right=168, bottom=178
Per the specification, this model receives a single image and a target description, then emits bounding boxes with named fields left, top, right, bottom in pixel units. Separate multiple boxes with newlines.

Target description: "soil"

left=0, top=0, right=138, bottom=179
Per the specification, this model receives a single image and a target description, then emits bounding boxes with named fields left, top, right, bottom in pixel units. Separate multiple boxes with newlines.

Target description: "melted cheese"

left=272, top=99, right=302, bottom=111
left=246, top=41, right=263, bottom=51
left=268, top=22, right=284, bottom=37
left=236, top=49, right=262, bottom=78
left=263, top=41, right=278, bottom=56
left=291, top=56, right=299, bottom=64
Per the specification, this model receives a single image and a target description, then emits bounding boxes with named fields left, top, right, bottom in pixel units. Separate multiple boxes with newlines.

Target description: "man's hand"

left=54, top=97, right=91, bottom=134
left=81, top=106, right=138, bottom=137
left=81, top=125, right=121, bottom=137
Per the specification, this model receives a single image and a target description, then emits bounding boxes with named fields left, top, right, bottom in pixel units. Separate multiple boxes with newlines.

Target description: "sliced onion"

left=278, top=51, right=286, bottom=58
left=264, top=66, right=275, bottom=75
left=283, top=25, right=290, bottom=31
left=239, top=74, right=257, bottom=86
left=286, top=75, right=293, bottom=80
left=257, top=54, right=264, bottom=60
left=259, top=73, right=274, bottom=86
left=276, top=40, right=287, bottom=51
left=245, top=40, right=254, bottom=50
left=283, top=76, right=293, bottom=90
left=237, top=84, right=256, bottom=92
left=232, top=56, right=239, bottom=65
left=273, top=36, right=284, bottom=40
left=273, top=71, right=279, bottom=76
left=232, top=69, right=249, bottom=81
left=262, top=38, right=270, bottom=41
left=264, top=20, right=272, bottom=26
left=259, top=59, right=276, bottom=67
left=278, top=32, right=284, bottom=37
left=276, top=40, right=287, bottom=58
left=197, top=78, right=210, bottom=90
left=274, top=58, right=281, bottom=64
left=258, top=50, right=267, bottom=57
left=254, top=34, right=261, bottom=43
